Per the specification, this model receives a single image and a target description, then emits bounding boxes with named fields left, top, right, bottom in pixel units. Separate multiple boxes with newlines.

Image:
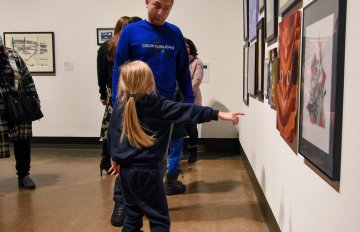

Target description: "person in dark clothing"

left=97, top=16, right=130, bottom=176
left=0, top=35, right=42, bottom=189
left=109, top=61, right=244, bottom=232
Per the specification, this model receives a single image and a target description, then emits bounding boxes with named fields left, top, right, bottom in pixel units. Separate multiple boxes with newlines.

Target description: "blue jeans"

left=167, top=138, right=184, bottom=174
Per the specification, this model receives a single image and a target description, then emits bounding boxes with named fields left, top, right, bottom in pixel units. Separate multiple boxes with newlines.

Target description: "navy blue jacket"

left=109, top=93, right=218, bottom=165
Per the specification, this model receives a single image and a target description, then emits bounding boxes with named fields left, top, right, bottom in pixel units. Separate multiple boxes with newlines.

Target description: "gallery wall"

left=0, top=0, right=243, bottom=138
left=239, top=0, right=360, bottom=231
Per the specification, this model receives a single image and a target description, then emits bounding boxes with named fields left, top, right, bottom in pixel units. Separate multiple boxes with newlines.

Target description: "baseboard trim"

left=240, top=145, right=281, bottom=232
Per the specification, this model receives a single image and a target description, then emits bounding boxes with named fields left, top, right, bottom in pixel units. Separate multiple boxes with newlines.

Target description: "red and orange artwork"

left=276, top=11, right=301, bottom=144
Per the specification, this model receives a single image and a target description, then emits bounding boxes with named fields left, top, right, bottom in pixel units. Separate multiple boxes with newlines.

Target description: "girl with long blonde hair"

left=109, top=60, right=244, bottom=231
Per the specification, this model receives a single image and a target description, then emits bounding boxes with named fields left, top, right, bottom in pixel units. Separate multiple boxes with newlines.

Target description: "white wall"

left=2, top=0, right=360, bottom=231
left=0, top=0, right=242, bottom=138
left=239, top=0, right=360, bottom=231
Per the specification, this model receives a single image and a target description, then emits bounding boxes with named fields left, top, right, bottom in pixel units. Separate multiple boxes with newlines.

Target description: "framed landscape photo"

left=97, top=28, right=113, bottom=45
left=3, top=32, right=55, bottom=73
left=279, top=0, right=299, bottom=16
left=243, top=43, right=249, bottom=106
left=243, top=0, right=249, bottom=40
left=299, top=0, right=347, bottom=181
left=265, top=0, right=278, bottom=42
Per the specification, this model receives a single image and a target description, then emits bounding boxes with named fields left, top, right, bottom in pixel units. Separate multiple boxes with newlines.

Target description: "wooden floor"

left=0, top=147, right=268, bottom=232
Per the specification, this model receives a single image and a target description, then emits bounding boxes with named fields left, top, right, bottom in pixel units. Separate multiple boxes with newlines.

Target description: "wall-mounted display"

left=243, top=43, right=249, bottom=106
left=248, top=42, right=257, bottom=97
left=243, top=0, right=249, bottom=40
left=3, top=32, right=55, bottom=73
left=265, top=0, right=278, bottom=42
left=267, top=48, right=278, bottom=109
left=259, top=0, right=265, bottom=12
left=279, top=0, right=299, bottom=15
left=276, top=11, right=301, bottom=144
left=299, top=0, right=347, bottom=181
left=249, top=0, right=259, bottom=41
left=257, top=19, right=265, bottom=100
left=97, top=28, right=113, bottom=45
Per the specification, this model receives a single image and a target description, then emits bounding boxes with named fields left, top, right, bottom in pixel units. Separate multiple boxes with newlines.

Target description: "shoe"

left=165, top=171, right=186, bottom=196
left=100, top=157, right=111, bottom=176
left=187, top=147, right=198, bottom=163
left=110, top=203, right=126, bottom=227
left=18, top=176, right=36, bottom=189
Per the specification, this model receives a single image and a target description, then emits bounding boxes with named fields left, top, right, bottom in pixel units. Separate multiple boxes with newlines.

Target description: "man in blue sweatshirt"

left=110, top=0, right=194, bottom=227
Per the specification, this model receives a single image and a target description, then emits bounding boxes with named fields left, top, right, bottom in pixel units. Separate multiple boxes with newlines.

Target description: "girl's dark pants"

left=120, top=163, right=170, bottom=232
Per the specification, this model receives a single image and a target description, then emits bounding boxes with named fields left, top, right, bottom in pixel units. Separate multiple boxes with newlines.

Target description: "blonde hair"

left=118, top=61, right=156, bottom=149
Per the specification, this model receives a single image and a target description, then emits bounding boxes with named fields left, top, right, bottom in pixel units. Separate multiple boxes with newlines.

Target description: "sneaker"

left=110, top=203, right=126, bottom=227
left=18, top=176, right=36, bottom=189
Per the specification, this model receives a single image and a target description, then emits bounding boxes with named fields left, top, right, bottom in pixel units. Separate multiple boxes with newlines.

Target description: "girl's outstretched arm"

left=218, top=112, right=245, bottom=125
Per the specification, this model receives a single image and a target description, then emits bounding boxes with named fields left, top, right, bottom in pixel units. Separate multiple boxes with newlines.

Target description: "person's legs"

left=100, top=141, right=111, bottom=175
left=165, top=138, right=186, bottom=195
left=185, top=123, right=198, bottom=163
left=121, top=167, right=146, bottom=232
left=13, top=139, right=35, bottom=188
left=111, top=176, right=126, bottom=227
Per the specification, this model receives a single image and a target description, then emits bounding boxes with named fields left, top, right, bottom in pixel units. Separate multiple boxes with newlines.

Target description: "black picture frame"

left=249, top=0, right=259, bottom=42
left=278, top=0, right=299, bottom=16
left=243, top=43, right=249, bottom=106
left=265, top=0, right=278, bottom=42
left=97, top=28, right=114, bottom=45
left=243, top=0, right=249, bottom=41
left=257, top=19, right=265, bottom=100
left=248, top=42, right=258, bottom=97
left=3, top=32, right=56, bottom=74
left=299, top=0, right=347, bottom=181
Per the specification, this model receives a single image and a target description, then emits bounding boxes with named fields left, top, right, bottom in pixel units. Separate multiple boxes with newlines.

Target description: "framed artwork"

left=257, top=19, right=265, bottom=100
left=276, top=11, right=301, bottom=144
left=265, top=0, right=278, bottom=42
left=299, top=0, right=347, bottom=181
left=243, top=0, right=249, bottom=40
left=248, top=42, right=258, bottom=97
left=243, top=43, right=249, bottom=106
left=259, top=0, right=265, bottom=12
left=97, top=28, right=113, bottom=45
left=249, top=0, right=259, bottom=41
left=267, top=48, right=278, bottom=109
left=279, top=0, right=299, bottom=15
left=3, top=32, right=55, bottom=73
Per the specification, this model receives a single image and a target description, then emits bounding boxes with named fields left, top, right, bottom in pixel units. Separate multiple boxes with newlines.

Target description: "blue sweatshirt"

left=110, top=93, right=218, bottom=165
left=112, top=20, right=194, bottom=104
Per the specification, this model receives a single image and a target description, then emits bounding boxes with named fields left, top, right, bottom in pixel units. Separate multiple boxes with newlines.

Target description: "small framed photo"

left=265, top=0, right=278, bottom=42
left=3, top=32, right=55, bottom=73
left=97, top=28, right=114, bottom=45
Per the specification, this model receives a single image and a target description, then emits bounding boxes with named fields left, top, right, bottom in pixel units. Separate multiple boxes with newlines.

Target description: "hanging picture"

left=249, top=0, right=259, bottom=41
left=248, top=42, right=258, bottom=97
left=3, top=32, right=55, bottom=73
left=244, top=0, right=249, bottom=40
left=265, top=0, right=278, bottom=42
left=279, top=0, right=299, bottom=15
left=257, top=19, right=265, bottom=100
left=97, top=28, right=113, bottom=45
left=276, top=11, right=301, bottom=144
left=267, top=48, right=278, bottom=109
left=259, top=0, right=265, bottom=12
left=243, top=43, right=250, bottom=106
left=299, top=0, right=347, bottom=181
